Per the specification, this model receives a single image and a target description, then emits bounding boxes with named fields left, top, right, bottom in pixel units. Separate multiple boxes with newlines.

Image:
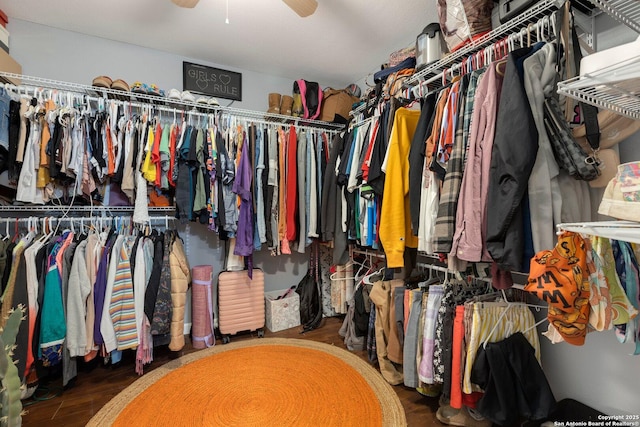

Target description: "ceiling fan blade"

left=172, top=0, right=200, bottom=8
left=282, top=0, right=318, bottom=17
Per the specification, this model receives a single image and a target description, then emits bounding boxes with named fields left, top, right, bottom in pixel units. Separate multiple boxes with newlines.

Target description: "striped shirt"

left=109, top=237, right=138, bottom=351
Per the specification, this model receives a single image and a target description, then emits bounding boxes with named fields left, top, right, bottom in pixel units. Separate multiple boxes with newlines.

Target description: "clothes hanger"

left=481, top=288, right=548, bottom=348
left=522, top=316, right=548, bottom=334
left=3, top=219, right=9, bottom=241
left=482, top=289, right=515, bottom=348
left=21, top=217, right=37, bottom=246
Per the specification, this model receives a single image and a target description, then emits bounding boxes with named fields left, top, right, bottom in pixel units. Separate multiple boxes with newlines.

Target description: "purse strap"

left=570, top=26, right=600, bottom=152
left=562, top=4, right=601, bottom=153
left=314, top=241, right=320, bottom=283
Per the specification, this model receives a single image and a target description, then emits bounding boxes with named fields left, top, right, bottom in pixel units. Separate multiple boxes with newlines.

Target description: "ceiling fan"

left=171, top=0, right=318, bottom=17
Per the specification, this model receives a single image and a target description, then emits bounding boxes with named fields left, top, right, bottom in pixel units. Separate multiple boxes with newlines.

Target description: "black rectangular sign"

left=183, top=61, right=242, bottom=101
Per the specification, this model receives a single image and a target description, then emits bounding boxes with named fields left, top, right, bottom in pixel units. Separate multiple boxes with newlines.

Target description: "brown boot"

left=280, top=95, right=294, bottom=116
left=267, top=93, right=281, bottom=115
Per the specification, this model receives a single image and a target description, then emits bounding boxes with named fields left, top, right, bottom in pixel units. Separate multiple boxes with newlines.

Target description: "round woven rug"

left=87, top=338, right=406, bottom=426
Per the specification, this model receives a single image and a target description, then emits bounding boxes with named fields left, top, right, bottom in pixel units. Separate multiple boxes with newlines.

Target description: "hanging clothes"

left=485, top=47, right=539, bottom=271
left=379, top=107, right=421, bottom=268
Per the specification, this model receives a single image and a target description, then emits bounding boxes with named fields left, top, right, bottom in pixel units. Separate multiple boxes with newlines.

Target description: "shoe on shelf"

left=195, top=96, right=209, bottom=104
left=280, top=95, right=294, bottom=117
left=111, top=79, right=130, bottom=92
left=598, top=161, right=640, bottom=222
left=181, top=90, right=195, bottom=103
left=148, top=84, right=164, bottom=97
left=167, top=88, right=181, bottom=100
left=267, top=93, right=281, bottom=115
left=92, top=75, right=113, bottom=89
left=131, top=81, right=147, bottom=94
left=208, top=97, right=220, bottom=106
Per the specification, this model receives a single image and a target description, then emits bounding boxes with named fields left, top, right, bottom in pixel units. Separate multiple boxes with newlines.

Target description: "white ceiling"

left=3, top=0, right=436, bottom=87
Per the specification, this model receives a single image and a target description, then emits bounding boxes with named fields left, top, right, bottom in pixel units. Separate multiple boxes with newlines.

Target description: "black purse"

left=295, top=242, right=323, bottom=332
left=543, top=5, right=601, bottom=182
left=543, top=95, right=600, bottom=181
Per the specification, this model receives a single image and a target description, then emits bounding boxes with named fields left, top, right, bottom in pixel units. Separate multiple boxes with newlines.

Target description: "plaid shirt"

left=433, top=69, right=485, bottom=254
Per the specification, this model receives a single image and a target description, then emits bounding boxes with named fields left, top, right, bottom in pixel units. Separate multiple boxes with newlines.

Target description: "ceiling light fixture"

left=282, top=0, right=318, bottom=17
left=171, top=0, right=318, bottom=19
left=171, top=0, right=199, bottom=8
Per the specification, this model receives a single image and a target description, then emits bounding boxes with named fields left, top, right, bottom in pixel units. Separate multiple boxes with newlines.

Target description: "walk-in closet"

left=0, top=0, right=639, bottom=426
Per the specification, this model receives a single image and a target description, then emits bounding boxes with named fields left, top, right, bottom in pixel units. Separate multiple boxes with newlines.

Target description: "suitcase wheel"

left=222, top=335, right=231, bottom=344
left=257, top=329, right=265, bottom=338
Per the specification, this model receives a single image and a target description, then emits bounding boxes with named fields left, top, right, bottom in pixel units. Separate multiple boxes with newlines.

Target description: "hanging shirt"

left=451, top=65, right=504, bottom=263
left=285, top=126, right=298, bottom=243
left=40, top=246, right=66, bottom=367
left=109, top=237, right=138, bottom=351
left=379, top=107, right=421, bottom=268
left=278, top=128, right=289, bottom=254
left=307, top=132, right=318, bottom=240
left=142, top=122, right=156, bottom=183
left=233, top=132, right=254, bottom=257
left=152, top=122, right=164, bottom=188
left=255, top=126, right=267, bottom=246
left=159, top=122, right=171, bottom=190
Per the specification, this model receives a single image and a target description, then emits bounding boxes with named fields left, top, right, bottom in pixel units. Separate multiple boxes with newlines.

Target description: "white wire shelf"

left=558, top=221, right=640, bottom=244
left=592, top=0, right=640, bottom=33
left=350, top=0, right=564, bottom=117
left=0, top=205, right=175, bottom=213
left=557, top=54, right=640, bottom=120
left=403, top=0, right=564, bottom=87
left=0, top=72, right=345, bottom=131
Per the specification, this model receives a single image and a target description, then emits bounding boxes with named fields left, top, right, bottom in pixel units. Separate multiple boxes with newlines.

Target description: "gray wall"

left=8, top=19, right=301, bottom=112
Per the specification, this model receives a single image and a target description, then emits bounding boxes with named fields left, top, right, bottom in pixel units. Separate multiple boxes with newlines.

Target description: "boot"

left=280, top=95, right=294, bottom=116
left=267, top=93, right=281, bottom=115
left=292, top=92, right=304, bottom=118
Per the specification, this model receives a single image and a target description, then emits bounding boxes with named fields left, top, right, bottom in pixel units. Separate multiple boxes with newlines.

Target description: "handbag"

left=542, top=5, right=601, bottom=182
left=295, top=242, right=323, bottom=332
left=543, top=95, right=600, bottom=181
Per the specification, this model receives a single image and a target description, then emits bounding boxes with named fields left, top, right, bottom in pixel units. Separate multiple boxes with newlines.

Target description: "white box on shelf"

left=265, top=289, right=300, bottom=333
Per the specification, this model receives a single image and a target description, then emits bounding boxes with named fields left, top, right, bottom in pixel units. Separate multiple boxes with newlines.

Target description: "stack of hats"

left=525, top=231, right=591, bottom=345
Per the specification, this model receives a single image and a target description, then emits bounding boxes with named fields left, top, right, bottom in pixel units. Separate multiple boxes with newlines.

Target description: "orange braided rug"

left=87, top=338, right=406, bottom=426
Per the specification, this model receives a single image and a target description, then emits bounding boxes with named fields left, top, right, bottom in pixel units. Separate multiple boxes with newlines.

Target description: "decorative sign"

left=183, top=61, right=242, bottom=101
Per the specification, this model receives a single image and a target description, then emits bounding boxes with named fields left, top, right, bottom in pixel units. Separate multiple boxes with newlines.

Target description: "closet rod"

left=351, top=248, right=386, bottom=259
left=349, top=115, right=375, bottom=130
left=351, top=6, right=562, bottom=120
left=0, top=215, right=177, bottom=224
left=221, top=115, right=344, bottom=136
left=410, top=12, right=559, bottom=98
left=415, top=262, right=493, bottom=284
left=0, top=72, right=346, bottom=131
left=0, top=206, right=175, bottom=213
left=404, top=0, right=565, bottom=87
left=80, top=95, right=342, bottom=135
left=347, top=0, right=564, bottom=120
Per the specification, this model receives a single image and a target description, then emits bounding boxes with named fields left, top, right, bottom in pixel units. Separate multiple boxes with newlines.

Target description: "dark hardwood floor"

left=21, top=316, right=440, bottom=426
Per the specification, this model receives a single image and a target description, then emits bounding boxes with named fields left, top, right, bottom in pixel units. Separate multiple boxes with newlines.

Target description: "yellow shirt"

left=142, top=124, right=156, bottom=183
left=379, top=108, right=421, bottom=268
